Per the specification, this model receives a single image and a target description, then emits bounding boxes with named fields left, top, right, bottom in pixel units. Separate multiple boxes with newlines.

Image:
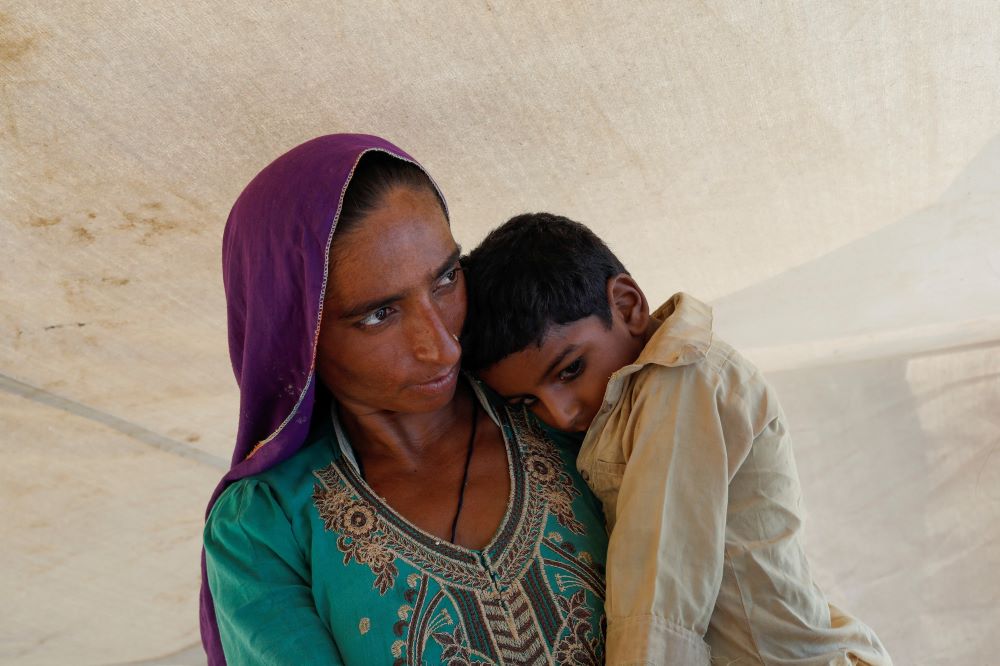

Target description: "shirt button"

left=580, top=470, right=590, bottom=481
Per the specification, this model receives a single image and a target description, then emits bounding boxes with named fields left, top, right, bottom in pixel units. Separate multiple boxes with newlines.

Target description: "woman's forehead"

left=325, top=189, right=457, bottom=308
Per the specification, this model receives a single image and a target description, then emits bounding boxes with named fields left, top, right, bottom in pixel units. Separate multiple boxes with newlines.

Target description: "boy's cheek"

left=528, top=404, right=559, bottom=430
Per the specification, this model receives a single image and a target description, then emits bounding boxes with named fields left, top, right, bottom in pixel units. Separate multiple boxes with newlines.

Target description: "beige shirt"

left=578, top=293, right=892, bottom=666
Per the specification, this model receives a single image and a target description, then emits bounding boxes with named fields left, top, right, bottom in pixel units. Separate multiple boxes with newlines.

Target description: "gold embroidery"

left=512, top=411, right=585, bottom=534
left=312, top=402, right=606, bottom=665
left=311, top=481, right=400, bottom=593
left=552, top=590, right=602, bottom=664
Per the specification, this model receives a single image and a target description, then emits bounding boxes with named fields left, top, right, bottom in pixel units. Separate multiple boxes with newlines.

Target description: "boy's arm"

left=603, top=353, right=756, bottom=665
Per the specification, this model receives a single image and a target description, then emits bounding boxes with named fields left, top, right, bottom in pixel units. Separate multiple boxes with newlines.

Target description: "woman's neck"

left=335, top=380, right=474, bottom=469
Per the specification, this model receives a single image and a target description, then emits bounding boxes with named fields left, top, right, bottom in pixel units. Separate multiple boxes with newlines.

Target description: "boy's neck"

left=628, top=316, right=663, bottom=365
left=642, top=316, right=663, bottom=347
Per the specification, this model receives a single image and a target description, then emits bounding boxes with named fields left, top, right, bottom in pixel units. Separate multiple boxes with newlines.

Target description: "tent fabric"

left=2, top=3, right=998, bottom=664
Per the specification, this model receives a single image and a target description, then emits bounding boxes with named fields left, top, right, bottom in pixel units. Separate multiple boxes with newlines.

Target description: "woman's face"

left=317, top=185, right=466, bottom=415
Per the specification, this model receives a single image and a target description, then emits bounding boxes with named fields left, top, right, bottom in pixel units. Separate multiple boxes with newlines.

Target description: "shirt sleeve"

left=603, top=354, right=756, bottom=666
left=204, top=479, right=345, bottom=665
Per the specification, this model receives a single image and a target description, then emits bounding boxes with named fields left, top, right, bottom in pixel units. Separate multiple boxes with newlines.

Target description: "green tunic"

left=204, top=389, right=609, bottom=665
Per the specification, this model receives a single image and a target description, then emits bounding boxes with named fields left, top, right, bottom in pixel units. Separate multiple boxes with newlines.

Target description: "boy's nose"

left=542, top=398, right=583, bottom=432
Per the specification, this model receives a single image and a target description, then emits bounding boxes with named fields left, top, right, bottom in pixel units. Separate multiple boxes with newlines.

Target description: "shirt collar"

left=601, top=292, right=713, bottom=406
left=636, top=292, right=714, bottom=368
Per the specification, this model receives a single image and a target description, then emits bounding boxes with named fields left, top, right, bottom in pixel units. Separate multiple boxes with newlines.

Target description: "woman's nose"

left=410, top=302, right=461, bottom=367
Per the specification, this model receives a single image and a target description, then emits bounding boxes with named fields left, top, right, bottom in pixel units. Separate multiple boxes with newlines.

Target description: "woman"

left=201, top=134, right=609, bottom=665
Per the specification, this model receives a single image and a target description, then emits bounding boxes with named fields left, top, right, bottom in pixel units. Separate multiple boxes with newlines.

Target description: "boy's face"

left=478, top=314, right=643, bottom=433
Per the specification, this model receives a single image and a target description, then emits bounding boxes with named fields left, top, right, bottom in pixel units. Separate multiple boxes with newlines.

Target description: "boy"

left=461, top=213, right=891, bottom=666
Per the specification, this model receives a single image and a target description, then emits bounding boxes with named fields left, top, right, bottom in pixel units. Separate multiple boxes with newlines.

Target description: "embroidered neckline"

left=327, top=381, right=519, bottom=563
left=312, top=397, right=587, bottom=593
left=310, top=388, right=605, bottom=664
left=336, top=431, right=520, bottom=566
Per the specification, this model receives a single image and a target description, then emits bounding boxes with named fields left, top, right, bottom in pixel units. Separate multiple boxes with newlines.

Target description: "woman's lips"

left=412, top=364, right=460, bottom=395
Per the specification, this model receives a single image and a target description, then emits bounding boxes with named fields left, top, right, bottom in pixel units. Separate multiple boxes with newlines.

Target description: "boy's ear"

left=607, top=274, right=649, bottom=336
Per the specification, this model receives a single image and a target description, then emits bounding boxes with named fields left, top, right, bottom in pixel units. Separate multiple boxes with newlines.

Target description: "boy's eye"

left=358, top=306, right=394, bottom=328
left=558, top=358, right=584, bottom=381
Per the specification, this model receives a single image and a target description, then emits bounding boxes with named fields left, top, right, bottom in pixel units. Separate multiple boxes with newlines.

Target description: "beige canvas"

left=2, top=2, right=998, bottom=664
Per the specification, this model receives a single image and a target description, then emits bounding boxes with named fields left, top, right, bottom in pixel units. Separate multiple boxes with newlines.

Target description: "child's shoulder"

left=703, top=336, right=752, bottom=375
left=643, top=293, right=762, bottom=378
left=631, top=333, right=764, bottom=398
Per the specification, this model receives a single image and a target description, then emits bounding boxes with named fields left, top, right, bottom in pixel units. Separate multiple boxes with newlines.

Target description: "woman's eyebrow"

left=431, top=247, right=462, bottom=279
left=339, top=247, right=462, bottom=320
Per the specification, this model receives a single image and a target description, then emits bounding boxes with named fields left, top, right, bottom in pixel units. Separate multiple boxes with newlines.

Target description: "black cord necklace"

left=449, top=396, right=478, bottom=544
left=352, top=392, right=478, bottom=545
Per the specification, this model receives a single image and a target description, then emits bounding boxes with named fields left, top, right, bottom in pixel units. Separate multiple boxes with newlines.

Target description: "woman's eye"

left=436, top=266, right=461, bottom=289
left=358, top=307, right=393, bottom=327
left=558, top=358, right=584, bottom=381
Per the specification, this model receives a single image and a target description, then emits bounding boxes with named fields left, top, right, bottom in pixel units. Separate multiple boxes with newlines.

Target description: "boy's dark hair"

left=461, top=212, right=628, bottom=371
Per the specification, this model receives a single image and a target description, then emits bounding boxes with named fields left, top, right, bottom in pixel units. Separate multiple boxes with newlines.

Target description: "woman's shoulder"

left=209, top=428, right=339, bottom=523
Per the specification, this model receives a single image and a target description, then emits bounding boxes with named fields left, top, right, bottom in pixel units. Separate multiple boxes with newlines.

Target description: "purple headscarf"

left=201, top=134, right=448, bottom=664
